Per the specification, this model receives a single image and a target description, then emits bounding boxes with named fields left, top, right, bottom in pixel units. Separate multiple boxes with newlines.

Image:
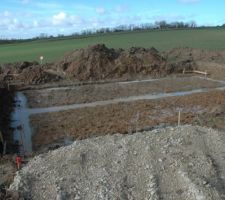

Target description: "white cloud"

left=51, top=12, right=88, bottom=28
left=96, top=7, right=106, bottom=15
left=3, top=11, right=11, bottom=17
left=0, top=11, right=25, bottom=31
left=0, top=17, right=25, bottom=31
left=33, top=20, right=38, bottom=27
left=52, top=12, right=67, bottom=25
left=177, top=0, right=200, bottom=4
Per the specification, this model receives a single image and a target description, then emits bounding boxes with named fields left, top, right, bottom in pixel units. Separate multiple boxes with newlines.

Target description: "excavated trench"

left=10, top=76, right=225, bottom=153
left=11, top=92, right=32, bottom=154
left=0, top=87, right=14, bottom=154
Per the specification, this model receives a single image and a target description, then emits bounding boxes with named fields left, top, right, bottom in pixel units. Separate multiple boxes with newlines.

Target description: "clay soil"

left=23, top=76, right=224, bottom=108
left=165, top=47, right=225, bottom=80
left=31, top=89, right=225, bottom=152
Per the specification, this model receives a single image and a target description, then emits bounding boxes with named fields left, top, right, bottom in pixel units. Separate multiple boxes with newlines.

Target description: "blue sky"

left=0, top=0, right=224, bottom=39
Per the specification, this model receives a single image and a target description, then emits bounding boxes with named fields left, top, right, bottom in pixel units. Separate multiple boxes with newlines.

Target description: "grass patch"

left=1, top=28, right=225, bottom=64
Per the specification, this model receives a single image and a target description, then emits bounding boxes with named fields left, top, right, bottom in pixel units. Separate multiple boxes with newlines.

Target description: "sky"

left=0, top=0, right=225, bottom=39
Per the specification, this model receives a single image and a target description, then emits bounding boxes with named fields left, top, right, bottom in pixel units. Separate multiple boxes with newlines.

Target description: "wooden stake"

left=178, top=110, right=181, bottom=127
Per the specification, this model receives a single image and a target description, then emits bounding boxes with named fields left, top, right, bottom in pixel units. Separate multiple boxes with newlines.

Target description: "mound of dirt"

left=166, top=47, right=225, bottom=79
left=114, top=47, right=167, bottom=78
left=18, top=66, right=61, bottom=85
left=0, top=61, right=39, bottom=75
left=0, top=62, right=61, bottom=85
left=56, top=44, right=190, bottom=81
left=166, top=47, right=225, bottom=64
left=9, top=125, right=225, bottom=200
left=57, top=44, right=121, bottom=81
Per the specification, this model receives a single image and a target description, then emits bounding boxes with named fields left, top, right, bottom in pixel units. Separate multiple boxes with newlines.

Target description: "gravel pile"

left=10, top=125, right=225, bottom=200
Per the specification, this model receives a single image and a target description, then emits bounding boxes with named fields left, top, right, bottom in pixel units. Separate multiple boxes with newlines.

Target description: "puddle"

left=11, top=92, right=32, bottom=154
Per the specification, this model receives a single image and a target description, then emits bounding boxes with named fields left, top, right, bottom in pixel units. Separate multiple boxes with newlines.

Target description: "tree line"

left=0, top=20, right=223, bottom=44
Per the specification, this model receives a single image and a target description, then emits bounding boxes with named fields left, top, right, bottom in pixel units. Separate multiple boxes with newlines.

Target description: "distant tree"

left=155, top=21, right=168, bottom=29
left=57, top=34, right=64, bottom=38
left=189, top=21, right=197, bottom=28
left=39, top=33, right=48, bottom=39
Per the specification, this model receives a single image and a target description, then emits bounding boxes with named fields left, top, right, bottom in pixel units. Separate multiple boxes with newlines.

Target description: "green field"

left=0, top=28, right=225, bottom=64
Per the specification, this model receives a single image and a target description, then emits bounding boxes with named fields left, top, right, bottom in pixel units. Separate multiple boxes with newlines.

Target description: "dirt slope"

left=1, top=45, right=225, bottom=84
left=166, top=47, right=225, bottom=63
left=56, top=44, right=193, bottom=81
left=10, top=125, right=225, bottom=200
left=166, top=47, right=225, bottom=79
left=0, top=62, right=61, bottom=85
left=18, top=66, right=61, bottom=85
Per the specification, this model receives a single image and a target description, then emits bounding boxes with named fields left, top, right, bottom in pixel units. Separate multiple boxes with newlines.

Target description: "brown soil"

left=166, top=47, right=225, bottom=79
left=166, top=47, right=225, bottom=63
left=0, top=61, right=39, bottom=75
left=31, top=90, right=225, bottom=152
left=55, top=44, right=194, bottom=81
left=18, top=66, right=61, bottom=85
left=24, top=76, right=224, bottom=108
left=0, top=62, right=61, bottom=85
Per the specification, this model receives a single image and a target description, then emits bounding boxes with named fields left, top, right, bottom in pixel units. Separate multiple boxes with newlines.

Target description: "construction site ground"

left=23, top=76, right=223, bottom=108
left=10, top=125, right=225, bottom=200
left=2, top=45, right=225, bottom=199
left=13, top=75, right=223, bottom=153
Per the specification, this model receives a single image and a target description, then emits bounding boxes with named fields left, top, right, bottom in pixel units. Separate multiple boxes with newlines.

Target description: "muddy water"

left=11, top=92, right=32, bottom=154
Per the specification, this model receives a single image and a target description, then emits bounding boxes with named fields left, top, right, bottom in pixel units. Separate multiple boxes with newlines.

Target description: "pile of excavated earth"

left=55, top=44, right=171, bottom=80
left=165, top=47, right=225, bottom=79
left=0, top=44, right=205, bottom=84
left=1, top=44, right=225, bottom=84
left=9, top=125, right=225, bottom=200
